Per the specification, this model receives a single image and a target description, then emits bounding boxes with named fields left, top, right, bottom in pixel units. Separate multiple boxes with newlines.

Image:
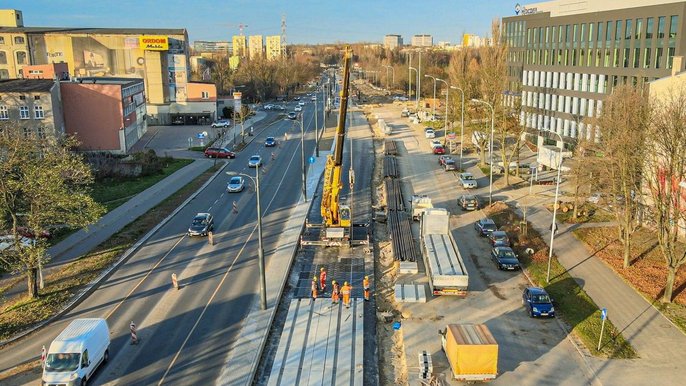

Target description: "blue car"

left=522, top=287, right=555, bottom=318
left=474, top=218, right=497, bottom=237
left=264, top=137, right=276, bottom=147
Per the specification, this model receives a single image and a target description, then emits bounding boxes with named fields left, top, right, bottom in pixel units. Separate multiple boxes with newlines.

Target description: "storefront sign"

left=514, top=3, right=538, bottom=15
left=140, top=35, right=169, bottom=51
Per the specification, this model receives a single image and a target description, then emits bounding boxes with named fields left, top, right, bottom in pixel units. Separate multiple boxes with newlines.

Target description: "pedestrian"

left=41, top=345, right=46, bottom=369
left=232, top=200, right=238, bottom=214
left=285, top=132, right=289, bottom=141
left=363, top=275, right=370, bottom=301
left=341, top=281, right=352, bottom=308
left=208, top=230, right=214, bottom=245
left=550, top=222, right=559, bottom=235
left=311, top=276, right=318, bottom=299
left=319, top=267, right=327, bottom=292
left=331, top=280, right=340, bottom=304
left=271, top=152, right=276, bottom=160
left=171, top=273, right=179, bottom=290
left=130, top=321, right=139, bottom=345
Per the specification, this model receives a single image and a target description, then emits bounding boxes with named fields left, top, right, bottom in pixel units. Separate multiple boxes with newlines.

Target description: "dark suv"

left=459, top=195, right=480, bottom=211
left=204, top=147, right=235, bottom=159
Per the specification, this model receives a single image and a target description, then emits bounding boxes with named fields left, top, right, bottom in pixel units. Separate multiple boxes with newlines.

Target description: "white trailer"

left=420, top=208, right=469, bottom=296
left=411, top=195, right=433, bottom=221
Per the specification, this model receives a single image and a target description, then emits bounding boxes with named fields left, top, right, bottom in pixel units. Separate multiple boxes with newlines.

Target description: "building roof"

left=63, top=77, right=143, bottom=87
left=0, top=79, right=55, bottom=93
left=0, top=26, right=186, bottom=35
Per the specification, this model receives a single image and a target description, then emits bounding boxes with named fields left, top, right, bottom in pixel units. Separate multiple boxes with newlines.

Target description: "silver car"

left=248, top=155, right=262, bottom=168
left=227, top=176, right=245, bottom=192
left=459, top=172, right=477, bottom=189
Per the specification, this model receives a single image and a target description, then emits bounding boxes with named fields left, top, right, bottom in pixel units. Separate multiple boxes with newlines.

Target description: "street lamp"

left=546, top=131, right=566, bottom=283
left=314, top=92, right=319, bottom=157
left=450, top=86, right=465, bottom=171
left=435, top=78, right=449, bottom=144
left=226, top=169, right=267, bottom=310
left=409, top=67, right=418, bottom=104
left=382, top=65, right=394, bottom=89
left=300, top=112, right=307, bottom=201
left=470, top=98, right=495, bottom=206
left=424, top=75, right=437, bottom=118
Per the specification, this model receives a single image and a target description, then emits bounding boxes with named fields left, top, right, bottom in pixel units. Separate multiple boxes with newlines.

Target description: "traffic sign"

left=196, top=133, right=206, bottom=139
left=600, top=308, right=607, bottom=320
left=308, top=156, right=316, bottom=164
left=447, top=133, right=456, bottom=140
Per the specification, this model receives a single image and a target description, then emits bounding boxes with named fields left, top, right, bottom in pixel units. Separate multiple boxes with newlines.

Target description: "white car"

left=294, top=105, right=303, bottom=112
left=429, top=140, right=442, bottom=149
left=425, top=129, right=436, bottom=139
left=459, top=172, right=478, bottom=189
left=227, top=176, right=245, bottom=192
left=248, top=155, right=263, bottom=168
left=211, top=119, right=231, bottom=128
left=298, top=101, right=305, bottom=106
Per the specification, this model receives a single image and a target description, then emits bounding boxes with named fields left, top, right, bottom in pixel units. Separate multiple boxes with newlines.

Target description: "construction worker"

left=363, top=275, right=371, bottom=301
left=311, top=276, right=318, bottom=299
left=319, top=267, right=327, bottom=292
left=341, top=281, right=352, bottom=308
left=331, top=280, right=340, bottom=304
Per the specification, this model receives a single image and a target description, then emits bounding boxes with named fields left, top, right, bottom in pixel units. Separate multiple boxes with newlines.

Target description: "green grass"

left=90, top=158, right=193, bottom=212
left=489, top=207, right=637, bottom=359
left=188, top=146, right=207, bottom=152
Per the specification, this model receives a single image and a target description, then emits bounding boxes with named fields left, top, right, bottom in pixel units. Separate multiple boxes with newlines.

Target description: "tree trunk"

left=622, top=226, right=631, bottom=268
left=27, top=268, right=39, bottom=299
left=572, top=175, right=580, bottom=219
left=662, top=266, right=676, bottom=303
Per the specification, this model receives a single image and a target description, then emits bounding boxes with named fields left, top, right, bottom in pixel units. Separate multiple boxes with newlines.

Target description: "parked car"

left=438, top=155, right=453, bottom=166
left=488, top=230, right=510, bottom=247
left=264, top=137, right=276, bottom=147
left=459, top=195, right=480, bottom=211
left=204, top=147, right=236, bottom=159
left=491, top=246, right=520, bottom=270
left=298, top=101, right=306, bottom=106
left=287, top=112, right=297, bottom=120
left=475, top=218, right=497, bottom=237
left=311, top=96, right=316, bottom=101
left=248, top=155, right=263, bottom=168
left=263, top=104, right=274, bottom=110
left=294, top=105, right=303, bottom=112
left=226, top=176, right=245, bottom=193
left=459, top=172, right=478, bottom=189
left=444, top=159, right=457, bottom=171
left=425, top=129, right=436, bottom=139
left=433, top=145, right=446, bottom=155
left=211, top=119, right=231, bottom=128
left=429, top=140, right=442, bottom=149
left=522, top=287, right=555, bottom=318
left=587, top=192, right=605, bottom=204
left=293, top=96, right=301, bottom=101
left=401, top=108, right=410, bottom=117
left=188, top=213, right=214, bottom=236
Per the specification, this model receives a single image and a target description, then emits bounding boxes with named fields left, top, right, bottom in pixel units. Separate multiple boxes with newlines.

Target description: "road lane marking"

left=157, top=120, right=309, bottom=385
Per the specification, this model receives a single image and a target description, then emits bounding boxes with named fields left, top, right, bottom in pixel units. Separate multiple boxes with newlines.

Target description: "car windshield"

left=230, top=177, right=241, bottom=184
left=266, top=137, right=274, bottom=141
left=532, top=294, right=551, bottom=303
left=250, top=156, right=260, bottom=162
left=445, top=160, right=455, bottom=165
left=499, top=249, right=517, bottom=259
left=192, top=217, right=207, bottom=225
left=493, top=232, right=507, bottom=240
left=484, top=222, right=497, bottom=231
left=45, top=353, right=80, bottom=372
left=462, top=174, right=474, bottom=180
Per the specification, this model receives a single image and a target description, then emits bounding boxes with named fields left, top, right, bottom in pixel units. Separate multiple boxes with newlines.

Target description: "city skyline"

left=2, top=0, right=520, bottom=44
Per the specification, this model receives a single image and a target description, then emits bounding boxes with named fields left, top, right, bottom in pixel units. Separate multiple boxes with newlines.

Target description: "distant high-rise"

left=266, top=35, right=282, bottom=60
left=411, top=34, right=433, bottom=47
left=193, top=40, right=230, bottom=55
left=384, top=34, right=403, bottom=49
left=248, top=35, right=263, bottom=59
left=232, top=35, right=247, bottom=57
left=462, top=34, right=490, bottom=48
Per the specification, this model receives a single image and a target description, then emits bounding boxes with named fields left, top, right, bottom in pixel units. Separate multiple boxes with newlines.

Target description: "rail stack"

left=383, top=146, right=419, bottom=262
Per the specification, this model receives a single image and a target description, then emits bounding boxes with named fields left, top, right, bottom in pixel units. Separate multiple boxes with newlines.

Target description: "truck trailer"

left=420, top=208, right=469, bottom=296
left=441, top=323, right=498, bottom=382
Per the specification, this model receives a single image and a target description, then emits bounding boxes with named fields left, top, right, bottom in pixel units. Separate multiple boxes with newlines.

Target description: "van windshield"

left=45, top=353, right=80, bottom=372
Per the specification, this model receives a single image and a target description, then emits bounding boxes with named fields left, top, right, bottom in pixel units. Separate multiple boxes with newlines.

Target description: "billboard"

left=168, top=54, right=188, bottom=102
left=140, top=35, right=169, bottom=51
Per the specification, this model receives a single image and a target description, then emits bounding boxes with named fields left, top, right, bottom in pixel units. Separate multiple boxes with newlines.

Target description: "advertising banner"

left=140, top=35, right=169, bottom=51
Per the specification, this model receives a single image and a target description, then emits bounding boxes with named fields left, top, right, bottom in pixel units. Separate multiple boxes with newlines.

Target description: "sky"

left=4, top=0, right=521, bottom=44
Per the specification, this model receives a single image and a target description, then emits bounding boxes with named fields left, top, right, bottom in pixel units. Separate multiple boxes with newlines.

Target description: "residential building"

left=266, top=35, right=282, bottom=60
left=502, top=0, right=686, bottom=167
left=384, top=34, right=403, bottom=49
left=0, top=78, right=65, bottom=137
left=61, top=77, right=146, bottom=154
left=20, top=63, right=69, bottom=80
left=193, top=40, right=230, bottom=55
left=0, top=10, right=29, bottom=80
left=232, top=35, right=247, bottom=57
left=463, top=34, right=490, bottom=48
left=169, top=81, right=217, bottom=125
left=249, top=35, right=263, bottom=59
left=411, top=34, right=433, bottom=47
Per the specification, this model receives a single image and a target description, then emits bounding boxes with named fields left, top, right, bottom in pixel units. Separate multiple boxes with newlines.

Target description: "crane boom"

left=321, top=46, right=352, bottom=228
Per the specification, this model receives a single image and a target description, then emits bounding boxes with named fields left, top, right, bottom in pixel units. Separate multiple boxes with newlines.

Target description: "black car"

left=459, top=195, right=479, bottom=211
left=265, top=137, right=276, bottom=147
left=488, top=230, right=510, bottom=247
left=187, top=213, right=214, bottom=237
left=491, top=247, right=520, bottom=270
left=287, top=112, right=297, bottom=120
left=475, top=218, right=497, bottom=236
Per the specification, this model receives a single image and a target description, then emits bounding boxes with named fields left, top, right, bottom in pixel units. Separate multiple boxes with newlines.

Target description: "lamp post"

left=226, top=169, right=266, bottom=310
left=300, top=112, right=307, bottom=201
left=435, top=78, right=449, bottom=143
left=470, top=98, right=495, bottom=206
left=407, top=52, right=412, bottom=100
left=424, top=75, right=437, bottom=118
left=546, top=132, right=565, bottom=283
left=382, top=65, right=394, bottom=90
left=314, top=93, right=319, bottom=157
left=409, top=67, right=418, bottom=104
left=450, top=86, right=465, bottom=171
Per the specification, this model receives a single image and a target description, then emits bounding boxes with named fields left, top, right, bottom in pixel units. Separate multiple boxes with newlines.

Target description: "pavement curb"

left=0, top=161, right=227, bottom=350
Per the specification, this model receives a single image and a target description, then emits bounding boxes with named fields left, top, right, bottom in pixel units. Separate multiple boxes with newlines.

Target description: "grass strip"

left=0, top=165, right=219, bottom=341
left=487, top=205, right=637, bottom=359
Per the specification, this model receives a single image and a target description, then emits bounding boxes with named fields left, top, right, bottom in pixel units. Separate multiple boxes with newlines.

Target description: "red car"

left=433, top=145, right=445, bottom=155
left=204, top=147, right=236, bottom=159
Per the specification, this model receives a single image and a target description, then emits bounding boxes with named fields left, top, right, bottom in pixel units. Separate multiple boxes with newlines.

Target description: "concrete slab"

left=399, top=261, right=419, bottom=274
left=394, top=284, right=428, bottom=303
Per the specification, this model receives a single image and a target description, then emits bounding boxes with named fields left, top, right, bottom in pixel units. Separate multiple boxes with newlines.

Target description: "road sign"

left=196, top=133, right=206, bottom=139
left=447, top=133, right=456, bottom=140
left=308, top=156, right=316, bottom=164
left=601, top=308, right=607, bottom=320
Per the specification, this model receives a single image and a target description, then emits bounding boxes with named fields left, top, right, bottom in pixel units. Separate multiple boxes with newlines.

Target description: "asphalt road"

left=0, top=98, right=325, bottom=385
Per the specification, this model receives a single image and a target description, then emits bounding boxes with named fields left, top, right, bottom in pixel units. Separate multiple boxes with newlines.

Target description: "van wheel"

left=81, top=378, right=88, bottom=386
left=104, top=349, right=109, bottom=363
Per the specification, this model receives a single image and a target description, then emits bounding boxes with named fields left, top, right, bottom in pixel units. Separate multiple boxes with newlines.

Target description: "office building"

left=411, top=34, right=433, bottom=47
left=193, top=40, right=230, bottom=55
left=249, top=35, right=263, bottom=59
left=232, top=35, right=247, bottom=57
left=384, top=34, right=403, bottom=49
left=463, top=34, right=491, bottom=48
left=0, top=78, right=65, bottom=138
left=502, top=0, right=686, bottom=150
left=266, top=35, right=282, bottom=60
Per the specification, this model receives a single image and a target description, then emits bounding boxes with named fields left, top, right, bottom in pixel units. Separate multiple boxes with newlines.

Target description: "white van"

left=43, top=318, right=110, bottom=386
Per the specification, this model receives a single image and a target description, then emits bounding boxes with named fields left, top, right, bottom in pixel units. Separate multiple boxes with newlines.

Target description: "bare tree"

left=594, top=84, right=651, bottom=268
left=645, top=87, right=686, bottom=303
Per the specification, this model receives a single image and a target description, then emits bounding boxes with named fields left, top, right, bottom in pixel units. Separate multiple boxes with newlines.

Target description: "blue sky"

left=5, top=0, right=520, bottom=44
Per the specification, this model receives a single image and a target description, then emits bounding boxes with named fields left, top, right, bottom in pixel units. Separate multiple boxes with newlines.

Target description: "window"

left=34, top=105, right=44, bottom=119
left=201, top=91, right=209, bottom=99
left=623, top=48, right=630, bottom=67
left=588, top=23, right=593, bottom=42
left=615, top=20, right=622, bottom=42
left=656, top=47, right=664, bottom=68
left=667, top=47, right=676, bottom=69
left=14, top=36, right=25, bottom=45
left=636, top=19, right=643, bottom=40
left=0, top=105, right=8, bottom=120
left=658, top=16, right=666, bottom=39
left=633, top=48, right=640, bottom=68
left=34, top=95, right=41, bottom=100
left=646, top=17, right=654, bottom=39
left=36, top=127, right=45, bottom=139
left=644, top=48, right=651, bottom=68
left=669, top=15, right=679, bottom=38
left=0, top=69, right=8, bottom=79
left=625, top=19, right=633, bottom=40
left=16, top=51, right=26, bottom=65
left=0, top=51, right=6, bottom=64
left=597, top=22, right=603, bottom=42
left=22, top=127, right=30, bottom=138
left=606, top=21, right=612, bottom=41
left=19, top=106, right=29, bottom=119
left=19, top=95, right=26, bottom=100
left=0, top=37, right=4, bottom=44
left=81, top=350, right=89, bottom=368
